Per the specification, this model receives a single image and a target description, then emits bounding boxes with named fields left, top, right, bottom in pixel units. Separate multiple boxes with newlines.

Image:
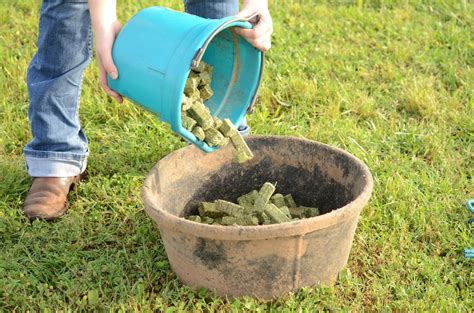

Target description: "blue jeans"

left=25, top=0, right=248, bottom=177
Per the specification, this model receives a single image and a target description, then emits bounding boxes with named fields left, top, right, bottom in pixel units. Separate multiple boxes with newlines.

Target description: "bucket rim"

left=142, top=135, right=374, bottom=240
left=172, top=16, right=263, bottom=153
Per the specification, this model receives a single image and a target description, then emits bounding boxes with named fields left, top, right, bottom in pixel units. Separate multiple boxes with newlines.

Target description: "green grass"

left=1, top=0, right=473, bottom=310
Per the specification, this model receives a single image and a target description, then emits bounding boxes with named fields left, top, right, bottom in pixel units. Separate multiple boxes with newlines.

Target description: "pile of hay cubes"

left=186, top=182, right=320, bottom=226
left=181, top=61, right=253, bottom=163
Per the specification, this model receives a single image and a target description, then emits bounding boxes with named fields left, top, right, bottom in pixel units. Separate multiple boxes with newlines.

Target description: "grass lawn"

left=1, top=0, right=473, bottom=310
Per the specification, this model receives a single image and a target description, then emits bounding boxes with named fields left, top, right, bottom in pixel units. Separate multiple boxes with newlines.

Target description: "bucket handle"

left=190, top=14, right=258, bottom=69
left=190, top=13, right=264, bottom=114
left=238, top=12, right=264, bottom=114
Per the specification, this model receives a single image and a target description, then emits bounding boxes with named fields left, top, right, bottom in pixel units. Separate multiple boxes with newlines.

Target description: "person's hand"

left=88, top=0, right=123, bottom=103
left=235, top=0, right=273, bottom=52
left=93, top=20, right=123, bottom=103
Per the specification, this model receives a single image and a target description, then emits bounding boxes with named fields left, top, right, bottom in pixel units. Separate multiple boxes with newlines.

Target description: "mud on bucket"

left=108, top=7, right=263, bottom=152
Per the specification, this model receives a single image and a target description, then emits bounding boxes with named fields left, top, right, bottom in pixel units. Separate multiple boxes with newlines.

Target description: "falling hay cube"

left=230, top=133, right=254, bottom=163
left=218, top=118, right=238, bottom=137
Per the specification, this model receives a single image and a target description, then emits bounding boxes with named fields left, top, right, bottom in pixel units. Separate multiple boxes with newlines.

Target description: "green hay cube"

left=253, top=196, right=266, bottom=213
left=289, top=206, right=305, bottom=219
left=216, top=136, right=229, bottom=147
left=199, top=85, right=214, bottom=101
left=213, top=117, right=223, bottom=129
left=230, top=133, right=254, bottom=163
left=184, top=77, right=200, bottom=96
left=237, top=189, right=258, bottom=210
left=181, top=94, right=194, bottom=111
left=256, top=211, right=271, bottom=225
left=215, top=200, right=244, bottom=217
left=193, top=61, right=207, bottom=73
left=204, top=62, right=213, bottom=74
left=186, top=215, right=201, bottom=223
left=271, top=193, right=286, bottom=208
left=235, top=215, right=259, bottom=226
left=188, top=101, right=213, bottom=130
left=221, top=216, right=238, bottom=225
left=192, top=126, right=205, bottom=141
left=218, top=118, right=238, bottom=137
left=198, top=202, right=223, bottom=218
left=279, top=205, right=291, bottom=218
left=264, top=203, right=291, bottom=224
left=284, top=194, right=297, bottom=208
left=300, top=206, right=320, bottom=218
left=199, top=71, right=212, bottom=86
left=182, top=113, right=197, bottom=131
left=188, top=71, right=200, bottom=79
left=204, top=128, right=225, bottom=146
left=212, top=217, right=222, bottom=225
left=259, top=182, right=276, bottom=203
left=202, top=216, right=215, bottom=224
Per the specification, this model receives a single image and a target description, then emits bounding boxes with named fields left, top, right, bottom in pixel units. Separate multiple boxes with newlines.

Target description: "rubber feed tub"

left=142, top=136, right=373, bottom=299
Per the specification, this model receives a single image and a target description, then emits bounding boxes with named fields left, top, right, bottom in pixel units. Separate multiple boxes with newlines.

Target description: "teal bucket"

left=108, top=7, right=263, bottom=152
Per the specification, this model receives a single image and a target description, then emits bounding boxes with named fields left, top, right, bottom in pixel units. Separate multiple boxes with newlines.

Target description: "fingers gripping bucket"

left=108, top=7, right=263, bottom=152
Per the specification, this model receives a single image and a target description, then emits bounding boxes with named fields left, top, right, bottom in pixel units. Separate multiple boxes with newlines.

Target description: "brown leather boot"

left=23, top=176, right=82, bottom=221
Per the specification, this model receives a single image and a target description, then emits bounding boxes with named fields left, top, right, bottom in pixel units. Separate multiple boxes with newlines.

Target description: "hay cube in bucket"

left=108, top=7, right=263, bottom=152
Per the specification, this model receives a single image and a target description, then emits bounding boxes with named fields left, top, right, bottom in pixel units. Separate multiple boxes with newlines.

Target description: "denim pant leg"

left=24, top=0, right=92, bottom=177
left=184, top=0, right=251, bottom=136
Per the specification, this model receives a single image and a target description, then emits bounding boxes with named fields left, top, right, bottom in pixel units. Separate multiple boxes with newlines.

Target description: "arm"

left=88, top=0, right=123, bottom=103
left=236, top=0, right=273, bottom=52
